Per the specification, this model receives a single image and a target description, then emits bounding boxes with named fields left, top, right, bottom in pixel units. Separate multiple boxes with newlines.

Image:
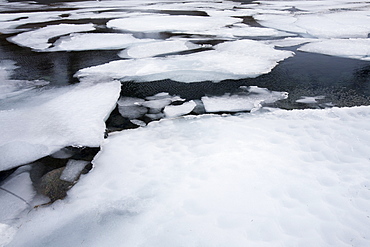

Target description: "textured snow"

left=76, top=40, right=293, bottom=83
left=298, top=38, right=370, bottom=61
left=118, top=40, right=200, bottom=59
left=0, top=81, right=121, bottom=171
left=7, top=24, right=96, bottom=51
left=6, top=106, right=370, bottom=246
left=48, top=33, right=154, bottom=52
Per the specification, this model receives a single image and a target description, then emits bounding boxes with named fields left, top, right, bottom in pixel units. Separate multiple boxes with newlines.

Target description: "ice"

left=118, top=40, right=200, bottom=59
left=107, top=15, right=242, bottom=33
left=0, top=60, right=50, bottom=101
left=6, top=105, right=370, bottom=246
left=60, top=160, right=89, bottom=183
left=202, top=86, right=288, bottom=112
left=296, top=96, right=325, bottom=104
left=7, top=24, right=96, bottom=51
left=298, top=38, right=370, bottom=61
left=164, top=100, right=196, bottom=118
left=0, top=81, right=121, bottom=171
left=76, top=40, right=293, bottom=83
left=49, top=33, right=154, bottom=52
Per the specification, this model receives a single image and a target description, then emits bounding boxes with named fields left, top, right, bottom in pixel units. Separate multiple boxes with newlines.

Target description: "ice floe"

left=76, top=40, right=294, bottom=83
left=0, top=81, right=121, bottom=171
left=6, top=105, right=370, bottom=246
left=118, top=40, right=200, bottom=58
left=107, top=15, right=242, bottom=33
left=202, top=86, right=288, bottom=112
left=7, top=24, right=96, bottom=51
left=298, top=38, right=370, bottom=61
left=48, top=33, right=154, bottom=52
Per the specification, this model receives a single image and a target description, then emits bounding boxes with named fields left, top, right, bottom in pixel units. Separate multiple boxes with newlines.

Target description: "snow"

left=5, top=106, right=370, bottom=246
left=298, top=38, right=370, bottom=61
left=7, top=24, right=96, bottom=51
left=0, top=81, right=121, bottom=171
left=76, top=40, right=293, bottom=83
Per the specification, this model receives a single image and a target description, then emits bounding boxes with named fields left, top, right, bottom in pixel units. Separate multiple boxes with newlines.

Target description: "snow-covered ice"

left=0, top=81, right=121, bottom=171
left=5, top=106, right=370, bottom=247
left=164, top=100, right=196, bottom=118
left=76, top=40, right=293, bottom=83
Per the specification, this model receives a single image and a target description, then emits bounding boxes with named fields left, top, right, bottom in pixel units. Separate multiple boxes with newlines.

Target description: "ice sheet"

left=7, top=105, right=370, bottom=247
left=0, top=81, right=121, bottom=171
left=76, top=40, right=293, bottom=83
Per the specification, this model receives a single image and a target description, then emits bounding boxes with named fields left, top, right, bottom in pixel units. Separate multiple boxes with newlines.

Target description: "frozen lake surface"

left=0, top=0, right=370, bottom=246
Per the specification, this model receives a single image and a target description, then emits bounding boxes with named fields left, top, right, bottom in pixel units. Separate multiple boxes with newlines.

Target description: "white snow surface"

left=0, top=81, right=121, bottom=171
left=76, top=40, right=293, bottom=83
left=6, top=106, right=370, bottom=246
left=60, top=160, right=90, bottom=183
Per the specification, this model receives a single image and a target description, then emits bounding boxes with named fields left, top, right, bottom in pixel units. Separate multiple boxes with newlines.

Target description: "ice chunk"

left=107, top=15, right=242, bottom=33
left=298, top=38, right=370, bottom=61
left=164, top=100, right=197, bottom=118
left=266, top=37, right=317, bottom=47
left=0, top=81, right=121, bottom=171
left=202, top=86, right=288, bottom=112
left=296, top=96, right=325, bottom=104
left=49, top=33, right=155, bottom=52
left=76, top=40, right=293, bottom=83
left=7, top=24, right=96, bottom=51
left=118, top=40, right=200, bottom=59
left=118, top=106, right=148, bottom=119
left=60, top=160, right=89, bottom=183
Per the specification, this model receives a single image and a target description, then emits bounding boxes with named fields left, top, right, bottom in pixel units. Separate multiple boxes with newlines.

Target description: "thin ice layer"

left=7, top=106, right=370, bottom=247
left=0, top=81, right=121, bottom=171
left=7, top=24, right=96, bottom=51
left=298, top=38, right=370, bottom=61
left=76, top=40, right=293, bottom=83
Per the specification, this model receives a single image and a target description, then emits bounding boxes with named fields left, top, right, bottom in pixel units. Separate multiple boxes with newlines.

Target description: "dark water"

left=1, top=0, right=369, bottom=108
